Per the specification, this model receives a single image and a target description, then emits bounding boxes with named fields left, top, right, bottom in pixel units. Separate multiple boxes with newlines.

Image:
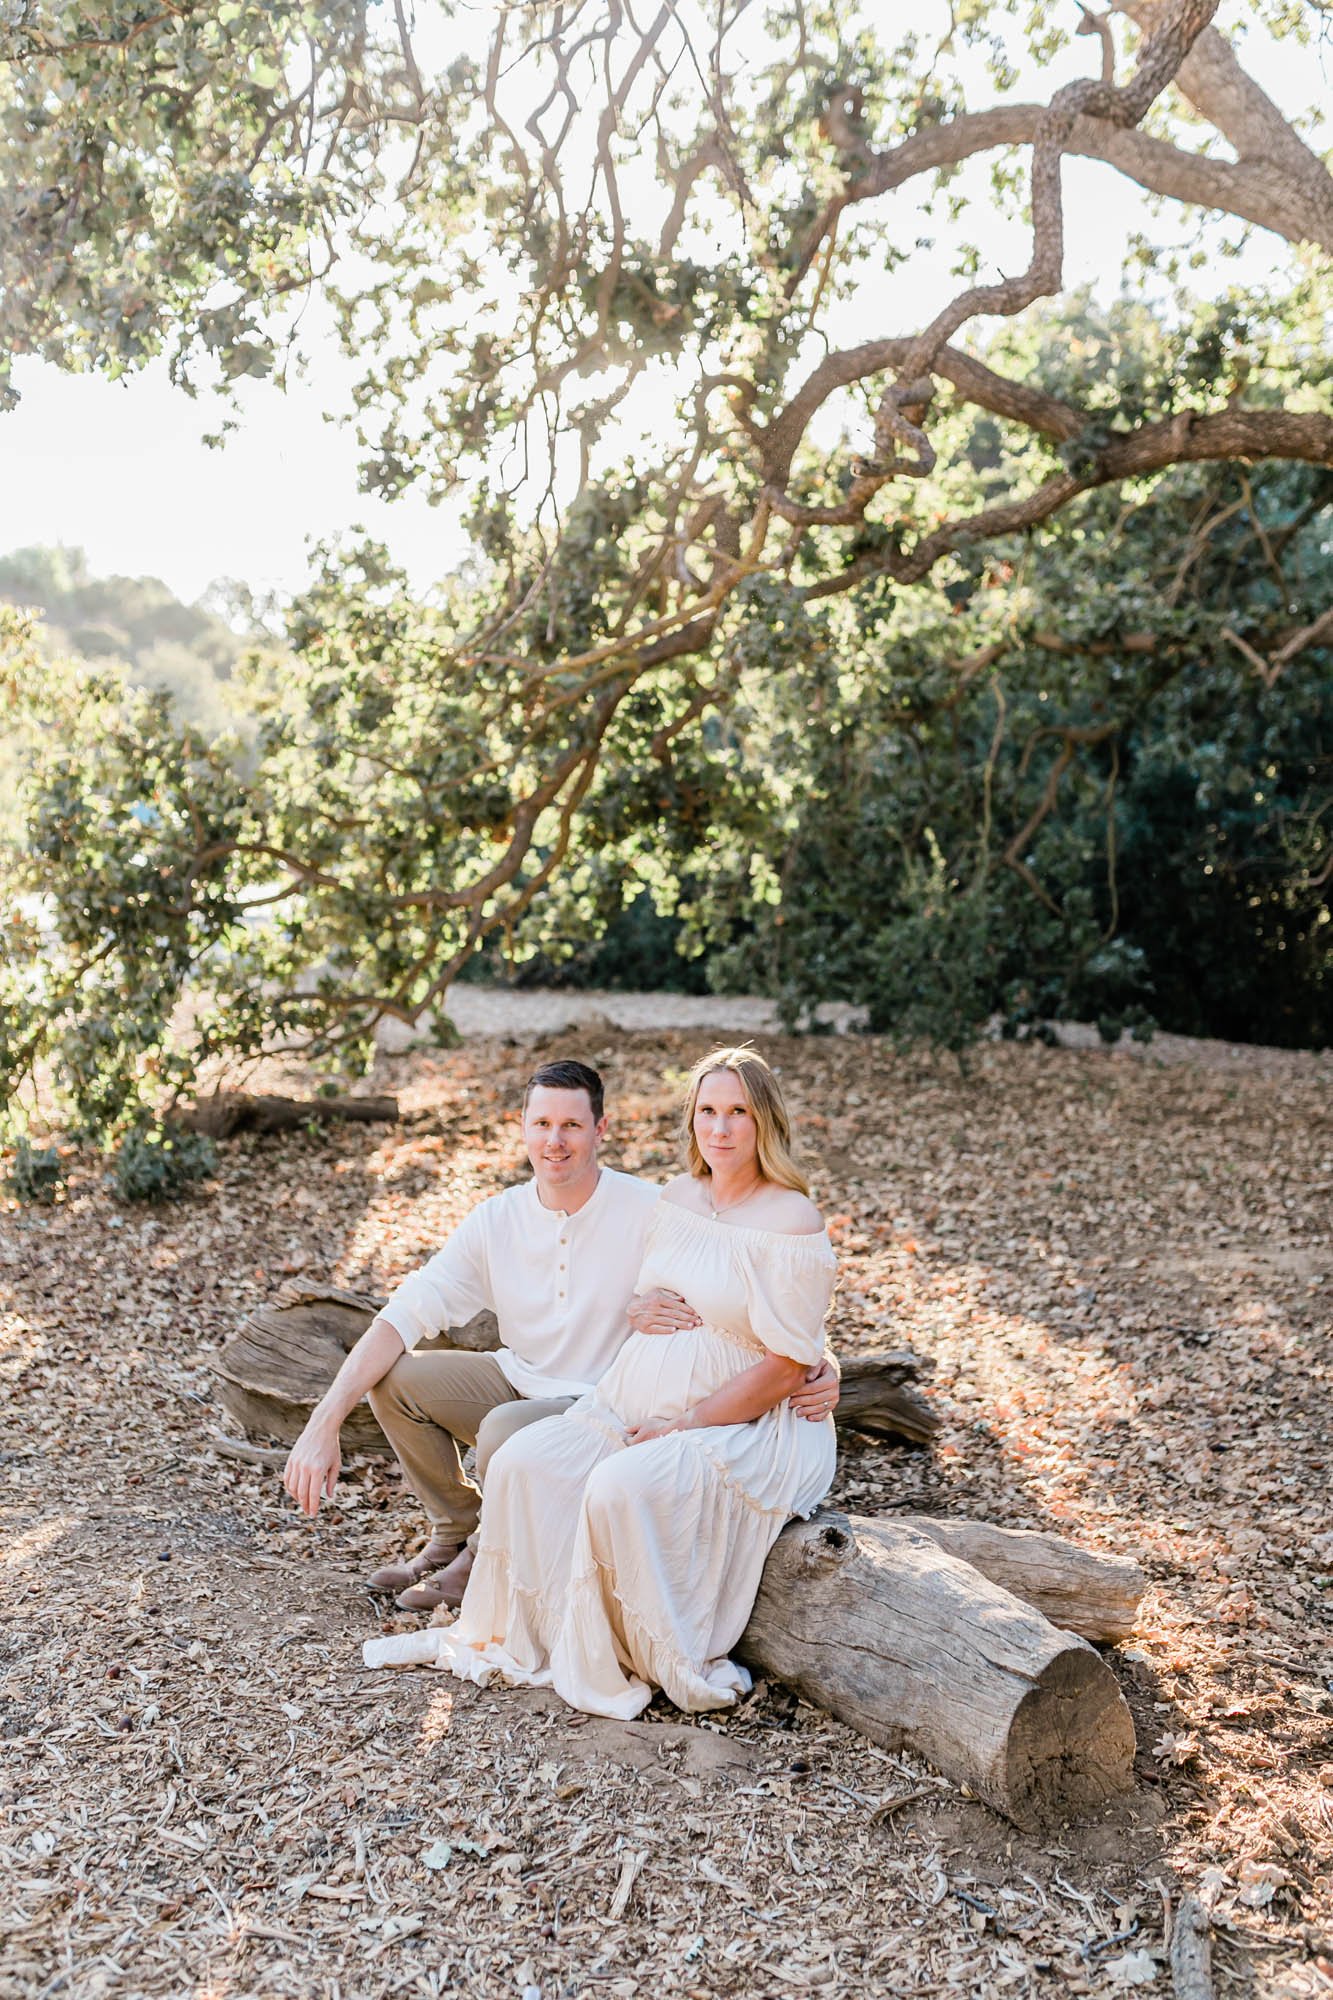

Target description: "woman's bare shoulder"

left=659, top=1173, right=706, bottom=1212
left=753, top=1186, right=825, bottom=1236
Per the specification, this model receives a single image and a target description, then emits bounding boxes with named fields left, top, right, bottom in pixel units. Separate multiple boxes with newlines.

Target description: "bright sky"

left=0, top=5, right=1323, bottom=608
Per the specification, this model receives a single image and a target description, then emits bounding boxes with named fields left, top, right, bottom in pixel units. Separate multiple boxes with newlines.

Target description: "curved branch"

left=762, top=338, right=1083, bottom=492
left=840, top=94, right=1333, bottom=254
left=889, top=0, right=1220, bottom=392
left=1115, top=1, right=1333, bottom=249
left=872, top=406, right=1333, bottom=590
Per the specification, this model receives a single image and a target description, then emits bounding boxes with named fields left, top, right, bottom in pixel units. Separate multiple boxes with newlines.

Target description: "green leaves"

left=701, top=438, right=1333, bottom=1052
left=0, top=0, right=364, bottom=398
left=3, top=6, right=1329, bottom=1101
left=112, top=1124, right=217, bottom=1202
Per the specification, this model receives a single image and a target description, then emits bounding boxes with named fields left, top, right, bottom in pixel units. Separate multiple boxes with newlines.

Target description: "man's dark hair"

left=523, top=1060, right=605, bottom=1122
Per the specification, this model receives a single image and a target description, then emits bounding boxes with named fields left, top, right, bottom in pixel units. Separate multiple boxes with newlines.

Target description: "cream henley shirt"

left=377, top=1168, right=662, bottom=1399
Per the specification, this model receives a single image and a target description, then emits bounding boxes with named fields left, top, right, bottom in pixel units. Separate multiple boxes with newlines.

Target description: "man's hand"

left=280, top=1314, right=404, bottom=1519
left=789, top=1356, right=840, bottom=1423
left=627, top=1287, right=702, bottom=1337
left=283, top=1420, right=341, bottom=1518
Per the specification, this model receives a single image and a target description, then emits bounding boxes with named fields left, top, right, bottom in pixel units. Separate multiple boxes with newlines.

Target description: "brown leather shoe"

left=395, top=1547, right=475, bottom=1613
left=367, top=1538, right=463, bottom=1595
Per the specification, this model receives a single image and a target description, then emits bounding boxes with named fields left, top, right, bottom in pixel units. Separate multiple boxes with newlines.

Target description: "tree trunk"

left=893, top=1516, right=1144, bottom=1645
left=182, top=1092, right=399, bottom=1139
left=741, top=1510, right=1137, bottom=1825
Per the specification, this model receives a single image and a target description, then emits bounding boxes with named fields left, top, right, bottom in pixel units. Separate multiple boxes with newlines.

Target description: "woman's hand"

left=626, top=1288, right=702, bottom=1337
left=789, top=1356, right=840, bottom=1422
left=625, top=1414, right=691, bottom=1445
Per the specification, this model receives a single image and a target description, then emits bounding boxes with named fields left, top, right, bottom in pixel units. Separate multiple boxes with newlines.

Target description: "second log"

left=741, top=1509, right=1138, bottom=1826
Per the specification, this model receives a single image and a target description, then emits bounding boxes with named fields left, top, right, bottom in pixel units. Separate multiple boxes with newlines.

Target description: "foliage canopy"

left=1, top=0, right=1331, bottom=1137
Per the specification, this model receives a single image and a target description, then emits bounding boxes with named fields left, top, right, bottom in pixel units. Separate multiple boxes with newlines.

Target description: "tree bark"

left=182, top=1092, right=399, bottom=1139
left=741, top=1510, right=1138, bottom=1825
left=1169, top=1892, right=1215, bottom=2000
left=841, top=93, right=1333, bottom=254
left=835, top=1350, right=940, bottom=1444
left=1118, top=2, right=1333, bottom=253
left=893, top=1516, right=1144, bottom=1644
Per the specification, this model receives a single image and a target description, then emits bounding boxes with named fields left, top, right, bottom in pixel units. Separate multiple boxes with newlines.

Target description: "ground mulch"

left=2, top=1023, right=1331, bottom=1999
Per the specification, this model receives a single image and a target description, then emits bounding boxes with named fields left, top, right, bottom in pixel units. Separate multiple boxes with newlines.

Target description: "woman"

left=364, top=1045, right=837, bottom=1718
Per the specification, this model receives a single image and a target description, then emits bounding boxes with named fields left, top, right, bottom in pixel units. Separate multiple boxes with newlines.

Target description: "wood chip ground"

left=2, top=1023, right=1331, bottom=1998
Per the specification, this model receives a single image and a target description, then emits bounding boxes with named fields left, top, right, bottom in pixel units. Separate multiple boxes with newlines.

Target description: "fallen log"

left=836, top=1349, right=940, bottom=1445
left=213, top=1282, right=500, bottom=1450
left=894, top=1516, right=1144, bottom=1645
left=740, top=1509, right=1137, bottom=1825
left=213, top=1285, right=938, bottom=1452
left=182, top=1092, right=399, bottom=1140
left=236, top=1293, right=1135, bottom=1817
left=220, top=1289, right=1141, bottom=1642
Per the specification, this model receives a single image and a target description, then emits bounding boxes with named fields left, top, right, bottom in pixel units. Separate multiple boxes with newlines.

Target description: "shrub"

left=5, top=1139, right=66, bottom=1204
left=113, top=1125, right=218, bottom=1203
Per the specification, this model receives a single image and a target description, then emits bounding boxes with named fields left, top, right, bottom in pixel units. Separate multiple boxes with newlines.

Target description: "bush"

left=698, top=451, right=1333, bottom=1054
left=5, top=1139, right=65, bottom=1204
left=113, top=1125, right=218, bottom=1203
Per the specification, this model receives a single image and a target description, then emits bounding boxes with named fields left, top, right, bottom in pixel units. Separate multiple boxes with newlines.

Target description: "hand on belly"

left=624, top=1415, right=685, bottom=1445
left=599, top=1326, right=739, bottom=1429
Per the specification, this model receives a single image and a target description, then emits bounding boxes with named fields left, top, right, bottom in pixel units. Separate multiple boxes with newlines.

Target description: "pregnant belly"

left=596, top=1327, right=751, bottom=1427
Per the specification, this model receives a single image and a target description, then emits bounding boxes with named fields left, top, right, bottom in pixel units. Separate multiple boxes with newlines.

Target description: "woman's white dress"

left=363, top=1200, right=838, bottom=1718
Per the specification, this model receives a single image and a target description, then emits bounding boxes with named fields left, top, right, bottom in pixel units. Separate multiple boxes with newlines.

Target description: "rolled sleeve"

left=378, top=1209, right=491, bottom=1351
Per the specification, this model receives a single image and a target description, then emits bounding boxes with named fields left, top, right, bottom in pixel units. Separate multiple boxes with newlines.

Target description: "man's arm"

left=282, top=1315, right=406, bottom=1518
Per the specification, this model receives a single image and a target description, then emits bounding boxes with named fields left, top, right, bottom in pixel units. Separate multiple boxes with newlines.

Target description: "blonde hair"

left=679, top=1045, right=810, bottom=1196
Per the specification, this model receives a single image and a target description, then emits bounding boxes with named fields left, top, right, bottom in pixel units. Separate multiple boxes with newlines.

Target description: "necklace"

left=707, top=1177, right=763, bottom=1219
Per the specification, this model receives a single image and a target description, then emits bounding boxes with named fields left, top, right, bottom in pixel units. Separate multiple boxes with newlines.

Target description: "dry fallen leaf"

left=1152, top=1731, right=1200, bottom=1767
left=1105, top=1948, right=1159, bottom=1987
left=1237, top=1858, right=1291, bottom=1909
left=3, top=1018, right=1331, bottom=1998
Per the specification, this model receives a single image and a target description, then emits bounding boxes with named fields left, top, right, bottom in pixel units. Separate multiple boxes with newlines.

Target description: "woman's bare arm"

left=625, top=1350, right=807, bottom=1444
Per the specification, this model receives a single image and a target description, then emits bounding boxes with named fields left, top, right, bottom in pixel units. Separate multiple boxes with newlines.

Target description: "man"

left=282, top=1058, right=840, bottom=1610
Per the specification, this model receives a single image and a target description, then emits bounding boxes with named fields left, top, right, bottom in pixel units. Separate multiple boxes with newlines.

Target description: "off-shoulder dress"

left=364, top=1198, right=837, bottom=1718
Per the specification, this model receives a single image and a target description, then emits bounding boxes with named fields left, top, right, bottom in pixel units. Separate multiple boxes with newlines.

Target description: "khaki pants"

left=367, top=1349, right=573, bottom=1545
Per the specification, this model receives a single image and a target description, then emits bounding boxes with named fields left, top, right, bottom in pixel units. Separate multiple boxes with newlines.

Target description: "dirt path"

left=2, top=1020, right=1331, bottom=1998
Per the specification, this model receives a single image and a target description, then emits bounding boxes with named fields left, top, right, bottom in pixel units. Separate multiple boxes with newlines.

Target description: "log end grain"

left=1005, top=1645, right=1139, bottom=1826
